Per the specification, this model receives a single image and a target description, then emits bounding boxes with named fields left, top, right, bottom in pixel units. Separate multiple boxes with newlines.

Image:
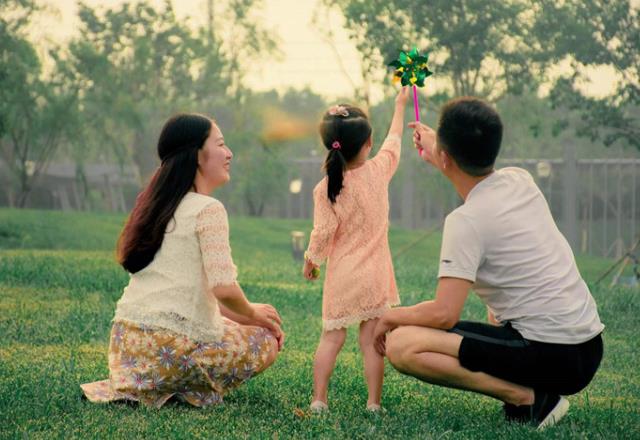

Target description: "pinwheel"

left=389, top=47, right=433, bottom=154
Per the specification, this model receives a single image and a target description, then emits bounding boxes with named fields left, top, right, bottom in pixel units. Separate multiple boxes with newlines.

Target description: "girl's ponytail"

left=325, top=148, right=347, bottom=203
left=319, top=104, right=372, bottom=204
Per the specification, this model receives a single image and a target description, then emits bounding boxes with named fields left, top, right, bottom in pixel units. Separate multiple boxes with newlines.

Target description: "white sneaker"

left=535, top=395, right=570, bottom=430
left=310, top=400, right=328, bottom=413
left=366, top=403, right=383, bottom=412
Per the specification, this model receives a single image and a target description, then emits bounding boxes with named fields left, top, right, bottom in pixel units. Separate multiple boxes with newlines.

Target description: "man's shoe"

left=530, top=392, right=570, bottom=430
left=503, top=402, right=529, bottom=423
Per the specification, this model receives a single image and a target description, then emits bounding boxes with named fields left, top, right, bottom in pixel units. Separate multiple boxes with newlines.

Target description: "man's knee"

left=385, top=326, right=415, bottom=371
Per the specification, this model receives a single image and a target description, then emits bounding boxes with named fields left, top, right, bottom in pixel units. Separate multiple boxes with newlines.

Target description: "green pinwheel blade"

left=389, top=47, right=433, bottom=87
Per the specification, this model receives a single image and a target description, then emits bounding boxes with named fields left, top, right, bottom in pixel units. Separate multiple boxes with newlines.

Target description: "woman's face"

left=197, top=122, right=233, bottom=191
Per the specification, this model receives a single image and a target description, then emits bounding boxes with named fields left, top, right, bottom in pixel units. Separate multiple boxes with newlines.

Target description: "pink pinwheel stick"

left=413, top=85, right=420, bottom=121
left=412, top=85, right=424, bottom=156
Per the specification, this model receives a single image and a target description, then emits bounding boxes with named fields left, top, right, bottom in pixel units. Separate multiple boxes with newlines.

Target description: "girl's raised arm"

left=371, top=87, right=409, bottom=180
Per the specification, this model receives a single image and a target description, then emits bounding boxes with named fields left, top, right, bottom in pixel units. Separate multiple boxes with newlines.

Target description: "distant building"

left=0, top=161, right=139, bottom=212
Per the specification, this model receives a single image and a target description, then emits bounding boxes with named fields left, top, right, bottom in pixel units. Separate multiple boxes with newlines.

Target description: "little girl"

left=303, top=87, right=409, bottom=412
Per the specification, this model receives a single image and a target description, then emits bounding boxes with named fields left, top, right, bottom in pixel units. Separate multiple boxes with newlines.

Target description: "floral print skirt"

left=80, top=318, right=276, bottom=408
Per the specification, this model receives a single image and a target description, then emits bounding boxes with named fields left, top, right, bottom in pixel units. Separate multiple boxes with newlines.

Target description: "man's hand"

left=373, top=315, right=397, bottom=356
left=487, top=306, right=500, bottom=326
left=408, top=121, right=438, bottom=167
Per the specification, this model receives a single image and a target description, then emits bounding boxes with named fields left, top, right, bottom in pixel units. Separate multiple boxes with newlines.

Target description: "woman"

left=81, top=113, right=284, bottom=408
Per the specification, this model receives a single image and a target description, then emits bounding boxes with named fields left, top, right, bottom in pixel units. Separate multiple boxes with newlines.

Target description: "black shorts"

left=448, top=321, right=603, bottom=395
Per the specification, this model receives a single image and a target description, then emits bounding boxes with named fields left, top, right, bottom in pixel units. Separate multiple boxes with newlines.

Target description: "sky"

left=34, top=0, right=621, bottom=103
left=36, top=0, right=373, bottom=100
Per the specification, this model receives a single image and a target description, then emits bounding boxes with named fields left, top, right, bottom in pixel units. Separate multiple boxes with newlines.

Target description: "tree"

left=65, top=1, right=228, bottom=185
left=334, top=0, right=539, bottom=100
left=0, top=0, right=78, bottom=207
left=218, top=88, right=321, bottom=217
left=66, top=0, right=281, bottom=190
left=212, top=0, right=281, bottom=97
left=536, top=0, right=639, bottom=150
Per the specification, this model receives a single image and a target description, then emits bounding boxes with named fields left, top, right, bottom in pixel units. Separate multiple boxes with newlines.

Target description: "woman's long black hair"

left=117, top=113, right=212, bottom=273
left=319, top=105, right=372, bottom=203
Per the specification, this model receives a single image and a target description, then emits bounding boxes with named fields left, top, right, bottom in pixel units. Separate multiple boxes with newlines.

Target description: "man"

left=374, top=97, right=604, bottom=430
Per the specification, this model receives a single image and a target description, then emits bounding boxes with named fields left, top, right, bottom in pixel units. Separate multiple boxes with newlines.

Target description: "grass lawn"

left=0, top=208, right=638, bottom=439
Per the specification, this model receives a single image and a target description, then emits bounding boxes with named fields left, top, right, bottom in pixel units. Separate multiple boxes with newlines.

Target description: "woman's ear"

left=197, top=148, right=204, bottom=167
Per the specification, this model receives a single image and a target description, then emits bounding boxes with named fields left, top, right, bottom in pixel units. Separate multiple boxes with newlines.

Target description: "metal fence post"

left=563, top=142, right=578, bottom=251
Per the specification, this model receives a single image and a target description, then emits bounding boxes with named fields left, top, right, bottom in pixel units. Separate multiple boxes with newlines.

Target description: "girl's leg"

left=312, top=328, right=347, bottom=404
left=359, top=318, right=384, bottom=407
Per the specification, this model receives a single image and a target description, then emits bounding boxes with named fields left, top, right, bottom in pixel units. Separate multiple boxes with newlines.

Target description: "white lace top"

left=113, top=192, right=237, bottom=342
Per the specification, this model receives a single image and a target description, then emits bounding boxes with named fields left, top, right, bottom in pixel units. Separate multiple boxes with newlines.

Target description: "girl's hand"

left=395, top=86, right=410, bottom=107
left=302, top=259, right=320, bottom=281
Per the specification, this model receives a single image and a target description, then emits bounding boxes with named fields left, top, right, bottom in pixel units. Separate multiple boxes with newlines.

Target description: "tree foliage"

left=0, top=0, right=286, bottom=211
left=336, top=0, right=639, bottom=151
left=0, top=0, right=77, bottom=207
left=335, top=0, right=539, bottom=99
left=538, top=0, right=639, bottom=150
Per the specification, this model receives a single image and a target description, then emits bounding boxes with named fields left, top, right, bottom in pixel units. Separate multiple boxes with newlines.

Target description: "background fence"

left=2, top=152, right=639, bottom=259
left=271, top=152, right=640, bottom=259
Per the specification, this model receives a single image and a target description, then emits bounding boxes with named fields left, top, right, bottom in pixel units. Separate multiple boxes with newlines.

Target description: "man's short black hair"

left=437, top=97, right=503, bottom=176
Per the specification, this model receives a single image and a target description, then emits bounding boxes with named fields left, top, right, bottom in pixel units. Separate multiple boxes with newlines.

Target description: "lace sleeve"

left=196, top=201, right=238, bottom=289
left=370, top=134, right=402, bottom=181
left=305, top=183, right=339, bottom=266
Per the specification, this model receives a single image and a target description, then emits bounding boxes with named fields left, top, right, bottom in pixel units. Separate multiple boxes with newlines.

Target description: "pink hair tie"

left=331, top=141, right=341, bottom=150
left=328, top=105, right=349, bottom=117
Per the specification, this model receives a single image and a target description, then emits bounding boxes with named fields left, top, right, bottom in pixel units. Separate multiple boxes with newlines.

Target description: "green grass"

left=0, top=208, right=638, bottom=439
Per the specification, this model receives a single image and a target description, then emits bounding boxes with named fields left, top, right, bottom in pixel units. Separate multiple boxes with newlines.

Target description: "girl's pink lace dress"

left=306, top=134, right=402, bottom=330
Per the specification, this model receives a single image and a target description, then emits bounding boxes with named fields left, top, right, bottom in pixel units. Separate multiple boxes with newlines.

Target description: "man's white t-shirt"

left=438, top=167, right=604, bottom=344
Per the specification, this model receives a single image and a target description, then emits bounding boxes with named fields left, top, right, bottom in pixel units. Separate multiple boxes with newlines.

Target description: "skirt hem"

left=322, top=302, right=400, bottom=331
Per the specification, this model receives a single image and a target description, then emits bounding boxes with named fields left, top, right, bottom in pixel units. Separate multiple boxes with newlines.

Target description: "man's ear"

left=440, top=149, right=449, bottom=170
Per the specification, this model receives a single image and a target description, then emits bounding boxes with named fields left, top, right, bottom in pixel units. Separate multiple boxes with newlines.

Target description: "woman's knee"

left=258, top=335, right=279, bottom=372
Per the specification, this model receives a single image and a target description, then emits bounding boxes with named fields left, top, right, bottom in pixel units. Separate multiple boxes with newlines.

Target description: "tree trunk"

left=6, top=186, right=15, bottom=208
left=16, top=168, right=31, bottom=208
left=131, top=130, right=156, bottom=187
left=17, top=187, right=30, bottom=208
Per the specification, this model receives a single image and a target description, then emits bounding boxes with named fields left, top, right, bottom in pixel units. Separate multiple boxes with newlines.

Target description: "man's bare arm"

left=381, top=277, right=471, bottom=330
